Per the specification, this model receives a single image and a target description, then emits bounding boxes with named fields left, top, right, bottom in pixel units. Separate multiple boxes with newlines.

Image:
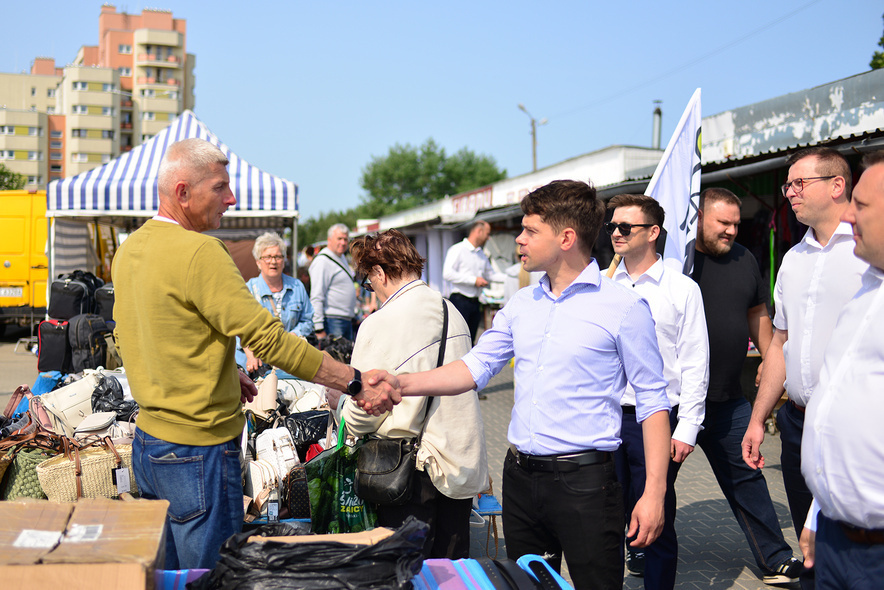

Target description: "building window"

left=103, top=83, right=115, bottom=92
left=0, top=126, right=13, bottom=135
left=102, top=130, right=114, bottom=139
left=28, top=151, right=43, bottom=161
left=46, top=106, right=56, bottom=114
left=118, top=66, right=131, bottom=77
left=50, top=140, right=62, bottom=149
left=50, top=130, right=63, bottom=139
left=28, top=127, right=43, bottom=137
left=0, top=150, right=13, bottom=160
left=73, top=105, right=88, bottom=114
left=73, top=81, right=88, bottom=91
left=118, top=44, right=132, bottom=54
left=71, top=129, right=85, bottom=138
left=31, top=87, right=36, bottom=96
left=142, top=112, right=155, bottom=121
left=167, top=90, right=179, bottom=100
left=141, top=134, right=154, bottom=142
left=73, top=153, right=88, bottom=163
left=167, top=113, right=176, bottom=123
left=27, top=175, right=42, bottom=185
left=140, top=89, right=155, bottom=97
left=47, top=88, right=56, bottom=98
left=51, top=152, right=63, bottom=161
left=50, top=164, right=62, bottom=173
left=102, top=107, right=115, bottom=116
left=101, top=154, right=111, bottom=163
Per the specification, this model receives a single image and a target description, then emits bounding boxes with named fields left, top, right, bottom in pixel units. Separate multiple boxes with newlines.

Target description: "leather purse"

left=355, top=300, right=448, bottom=506
left=40, top=373, right=100, bottom=436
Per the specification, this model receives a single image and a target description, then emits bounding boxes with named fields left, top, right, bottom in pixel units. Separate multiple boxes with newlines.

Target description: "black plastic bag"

left=190, top=516, right=428, bottom=590
left=284, top=410, right=329, bottom=462
left=91, top=375, right=138, bottom=421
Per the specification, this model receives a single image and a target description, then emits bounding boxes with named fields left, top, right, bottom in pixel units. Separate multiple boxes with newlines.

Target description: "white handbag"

left=40, top=372, right=100, bottom=436
left=73, top=411, right=136, bottom=444
left=244, top=458, right=278, bottom=519
left=256, top=427, right=300, bottom=491
left=244, top=369, right=278, bottom=418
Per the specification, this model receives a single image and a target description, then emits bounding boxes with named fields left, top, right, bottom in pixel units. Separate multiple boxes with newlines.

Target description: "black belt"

left=621, top=404, right=677, bottom=415
left=839, top=522, right=884, bottom=544
left=514, top=449, right=611, bottom=473
left=790, top=400, right=806, bottom=414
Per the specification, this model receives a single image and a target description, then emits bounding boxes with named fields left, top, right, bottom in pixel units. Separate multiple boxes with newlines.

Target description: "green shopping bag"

left=1, top=447, right=55, bottom=500
left=305, top=418, right=378, bottom=534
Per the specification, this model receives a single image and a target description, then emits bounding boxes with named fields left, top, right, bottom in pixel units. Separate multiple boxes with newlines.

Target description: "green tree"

left=0, top=163, right=26, bottom=190
left=360, top=138, right=506, bottom=214
left=871, top=12, right=884, bottom=69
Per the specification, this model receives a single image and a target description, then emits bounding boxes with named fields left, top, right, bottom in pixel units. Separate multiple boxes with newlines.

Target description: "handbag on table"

left=354, top=300, right=448, bottom=506
left=36, top=435, right=137, bottom=501
left=40, top=372, right=100, bottom=436
left=0, top=429, right=64, bottom=500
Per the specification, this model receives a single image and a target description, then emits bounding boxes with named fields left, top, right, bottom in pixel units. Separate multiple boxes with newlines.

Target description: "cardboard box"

left=0, top=498, right=168, bottom=590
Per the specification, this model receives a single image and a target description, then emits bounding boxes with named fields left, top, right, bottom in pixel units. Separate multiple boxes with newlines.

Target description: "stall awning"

left=46, top=110, right=298, bottom=223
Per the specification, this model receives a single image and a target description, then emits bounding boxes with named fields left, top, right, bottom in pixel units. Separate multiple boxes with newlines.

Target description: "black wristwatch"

left=347, top=368, right=363, bottom=396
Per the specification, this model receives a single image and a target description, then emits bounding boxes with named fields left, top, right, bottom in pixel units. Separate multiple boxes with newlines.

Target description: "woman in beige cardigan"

left=333, top=229, right=489, bottom=558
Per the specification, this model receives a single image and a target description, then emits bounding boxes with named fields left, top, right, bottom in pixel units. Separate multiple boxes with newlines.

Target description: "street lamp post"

left=518, top=103, right=547, bottom=172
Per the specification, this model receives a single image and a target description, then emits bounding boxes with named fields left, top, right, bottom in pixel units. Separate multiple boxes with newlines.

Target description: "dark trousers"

left=614, top=409, right=681, bottom=590
left=777, top=401, right=815, bottom=588
left=696, top=398, right=793, bottom=572
left=449, top=293, right=481, bottom=342
left=816, top=514, right=884, bottom=590
left=376, top=469, right=473, bottom=559
left=502, top=449, right=624, bottom=590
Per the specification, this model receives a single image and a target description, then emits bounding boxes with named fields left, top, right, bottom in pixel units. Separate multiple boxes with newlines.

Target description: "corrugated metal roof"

left=703, top=68, right=884, bottom=165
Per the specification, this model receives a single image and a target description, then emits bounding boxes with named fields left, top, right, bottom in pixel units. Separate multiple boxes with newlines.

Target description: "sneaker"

left=762, top=556, right=802, bottom=585
left=626, top=548, right=645, bottom=577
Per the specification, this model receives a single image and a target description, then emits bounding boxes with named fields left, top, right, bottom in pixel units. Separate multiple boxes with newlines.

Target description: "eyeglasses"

left=780, top=176, right=836, bottom=197
left=361, top=274, right=373, bottom=292
left=259, top=255, right=285, bottom=262
left=603, top=222, right=655, bottom=236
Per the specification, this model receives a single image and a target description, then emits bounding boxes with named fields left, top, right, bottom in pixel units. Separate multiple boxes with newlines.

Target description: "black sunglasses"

left=360, top=274, right=373, bottom=292
left=604, top=222, right=655, bottom=236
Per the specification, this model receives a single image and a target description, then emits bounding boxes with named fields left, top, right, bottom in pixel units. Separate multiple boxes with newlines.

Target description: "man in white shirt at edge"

left=443, top=220, right=505, bottom=342
left=742, top=147, right=865, bottom=587
left=799, top=151, right=884, bottom=589
left=607, top=194, right=709, bottom=590
left=369, top=180, right=672, bottom=589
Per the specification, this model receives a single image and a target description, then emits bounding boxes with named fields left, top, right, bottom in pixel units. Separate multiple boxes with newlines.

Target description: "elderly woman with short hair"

left=235, top=232, right=314, bottom=374
left=334, top=229, right=488, bottom=559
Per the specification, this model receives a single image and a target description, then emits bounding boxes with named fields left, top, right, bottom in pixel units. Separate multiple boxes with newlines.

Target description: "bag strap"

left=416, top=299, right=450, bottom=439
left=317, top=252, right=354, bottom=282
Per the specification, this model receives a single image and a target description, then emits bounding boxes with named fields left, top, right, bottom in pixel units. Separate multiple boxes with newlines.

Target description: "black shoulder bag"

left=354, top=300, right=449, bottom=506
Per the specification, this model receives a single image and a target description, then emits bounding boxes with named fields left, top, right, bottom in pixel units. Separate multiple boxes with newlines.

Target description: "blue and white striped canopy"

left=46, top=110, right=298, bottom=222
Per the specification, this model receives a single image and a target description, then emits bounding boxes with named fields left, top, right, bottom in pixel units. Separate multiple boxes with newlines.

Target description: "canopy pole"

left=47, top=216, right=55, bottom=320
left=292, top=218, right=298, bottom=262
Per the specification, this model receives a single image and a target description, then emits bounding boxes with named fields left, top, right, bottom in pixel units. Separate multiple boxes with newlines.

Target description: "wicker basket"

left=36, top=439, right=138, bottom=502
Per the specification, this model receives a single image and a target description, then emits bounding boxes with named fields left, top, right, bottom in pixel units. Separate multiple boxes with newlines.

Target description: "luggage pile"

left=38, top=270, right=119, bottom=375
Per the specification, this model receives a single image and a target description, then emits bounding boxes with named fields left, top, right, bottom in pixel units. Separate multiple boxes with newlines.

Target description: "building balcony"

left=136, top=53, right=180, bottom=68
left=121, top=122, right=132, bottom=129
left=136, top=77, right=157, bottom=85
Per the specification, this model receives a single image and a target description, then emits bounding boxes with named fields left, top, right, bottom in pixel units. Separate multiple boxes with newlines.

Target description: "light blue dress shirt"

left=461, top=260, right=669, bottom=454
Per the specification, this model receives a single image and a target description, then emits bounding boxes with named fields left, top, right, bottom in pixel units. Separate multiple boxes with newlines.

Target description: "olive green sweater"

left=112, top=220, right=323, bottom=446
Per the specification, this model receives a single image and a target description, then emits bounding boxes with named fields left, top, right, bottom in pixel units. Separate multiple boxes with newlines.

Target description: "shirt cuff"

left=672, top=420, right=702, bottom=447
left=804, top=499, right=819, bottom=533
left=461, top=353, right=491, bottom=391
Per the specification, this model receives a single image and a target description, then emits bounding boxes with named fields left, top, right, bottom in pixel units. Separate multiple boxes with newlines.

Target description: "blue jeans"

left=614, top=409, right=681, bottom=590
left=325, top=316, right=354, bottom=340
left=696, top=398, right=793, bottom=572
left=816, top=514, right=884, bottom=589
left=132, top=428, right=243, bottom=570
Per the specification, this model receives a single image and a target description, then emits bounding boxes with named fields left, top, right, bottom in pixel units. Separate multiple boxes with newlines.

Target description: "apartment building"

left=0, top=5, right=195, bottom=188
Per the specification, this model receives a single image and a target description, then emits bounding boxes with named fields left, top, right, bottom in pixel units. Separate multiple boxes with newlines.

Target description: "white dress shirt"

left=773, top=223, right=866, bottom=406
left=802, top=265, right=884, bottom=529
left=613, top=256, right=709, bottom=446
left=462, top=261, right=670, bottom=455
left=443, top=238, right=501, bottom=298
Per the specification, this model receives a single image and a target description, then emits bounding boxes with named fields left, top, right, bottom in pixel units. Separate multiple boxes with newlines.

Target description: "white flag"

left=645, top=88, right=702, bottom=275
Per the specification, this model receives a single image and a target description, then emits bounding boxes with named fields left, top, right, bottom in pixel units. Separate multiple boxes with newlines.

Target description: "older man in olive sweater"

left=112, top=138, right=398, bottom=570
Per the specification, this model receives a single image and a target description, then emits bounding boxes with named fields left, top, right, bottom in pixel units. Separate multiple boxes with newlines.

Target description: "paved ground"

left=1, top=326, right=799, bottom=589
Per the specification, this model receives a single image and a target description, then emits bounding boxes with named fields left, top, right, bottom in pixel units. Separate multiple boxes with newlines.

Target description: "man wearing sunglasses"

left=606, top=194, right=709, bottom=590
left=742, top=147, right=865, bottom=587
left=691, top=187, right=802, bottom=585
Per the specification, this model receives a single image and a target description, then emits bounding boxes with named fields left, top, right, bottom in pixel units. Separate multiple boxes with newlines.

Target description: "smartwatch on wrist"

left=347, top=368, right=363, bottom=396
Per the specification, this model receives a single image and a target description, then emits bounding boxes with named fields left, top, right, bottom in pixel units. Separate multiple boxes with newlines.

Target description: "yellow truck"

left=0, top=190, right=48, bottom=336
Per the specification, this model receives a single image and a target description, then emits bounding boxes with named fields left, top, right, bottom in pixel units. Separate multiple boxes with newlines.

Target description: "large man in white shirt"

left=443, top=220, right=504, bottom=341
left=607, top=194, right=709, bottom=590
left=799, top=150, right=884, bottom=589
left=742, top=148, right=865, bottom=587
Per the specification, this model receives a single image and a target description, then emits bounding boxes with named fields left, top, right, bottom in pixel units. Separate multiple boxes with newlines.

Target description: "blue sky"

left=4, top=1, right=882, bottom=220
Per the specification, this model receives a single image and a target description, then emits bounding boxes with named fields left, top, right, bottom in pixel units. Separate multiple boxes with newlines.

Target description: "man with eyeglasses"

left=606, top=194, right=709, bottom=590
left=310, top=222, right=358, bottom=340
left=742, top=147, right=865, bottom=587
left=798, top=150, right=884, bottom=589
left=690, top=187, right=803, bottom=585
